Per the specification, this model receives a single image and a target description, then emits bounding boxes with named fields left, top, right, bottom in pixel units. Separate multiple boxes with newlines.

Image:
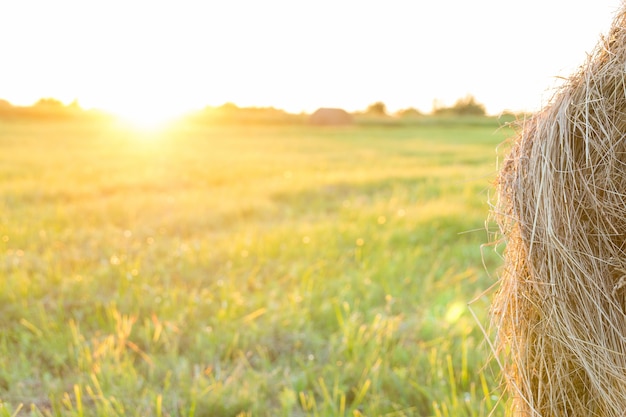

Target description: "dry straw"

left=492, top=4, right=626, bottom=416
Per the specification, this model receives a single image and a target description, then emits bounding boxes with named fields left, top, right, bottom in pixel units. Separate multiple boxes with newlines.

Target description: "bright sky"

left=0, top=0, right=623, bottom=122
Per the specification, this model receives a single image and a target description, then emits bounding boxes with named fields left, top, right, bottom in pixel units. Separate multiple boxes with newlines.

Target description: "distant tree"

left=452, top=95, right=486, bottom=116
left=34, top=98, right=65, bottom=108
left=0, top=99, right=11, bottom=113
left=68, top=99, right=82, bottom=110
left=219, top=102, right=239, bottom=112
left=28, top=98, right=82, bottom=121
left=433, top=95, right=486, bottom=116
left=365, top=101, right=387, bottom=116
left=0, top=97, right=100, bottom=122
left=432, top=98, right=445, bottom=113
left=0, top=99, right=14, bottom=120
left=396, top=107, right=422, bottom=118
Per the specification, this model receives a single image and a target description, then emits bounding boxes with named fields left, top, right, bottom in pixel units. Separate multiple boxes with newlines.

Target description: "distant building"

left=309, top=108, right=353, bottom=126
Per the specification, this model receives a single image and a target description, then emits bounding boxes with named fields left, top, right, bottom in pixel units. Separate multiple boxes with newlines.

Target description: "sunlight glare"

left=112, top=105, right=184, bottom=132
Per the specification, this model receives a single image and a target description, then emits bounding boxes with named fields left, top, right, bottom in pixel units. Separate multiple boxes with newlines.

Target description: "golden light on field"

left=0, top=0, right=622, bottom=117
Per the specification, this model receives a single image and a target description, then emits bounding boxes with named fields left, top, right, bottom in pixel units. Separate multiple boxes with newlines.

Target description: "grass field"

left=0, top=120, right=511, bottom=416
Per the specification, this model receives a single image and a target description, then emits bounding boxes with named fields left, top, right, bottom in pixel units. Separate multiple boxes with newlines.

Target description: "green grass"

left=0, top=120, right=510, bottom=416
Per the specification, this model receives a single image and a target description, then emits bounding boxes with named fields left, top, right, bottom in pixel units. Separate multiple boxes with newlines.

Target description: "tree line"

left=0, top=98, right=111, bottom=122
left=363, top=95, right=487, bottom=118
left=0, top=95, right=492, bottom=124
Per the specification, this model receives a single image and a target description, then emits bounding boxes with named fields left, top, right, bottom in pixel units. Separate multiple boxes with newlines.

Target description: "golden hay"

left=492, top=6, right=626, bottom=417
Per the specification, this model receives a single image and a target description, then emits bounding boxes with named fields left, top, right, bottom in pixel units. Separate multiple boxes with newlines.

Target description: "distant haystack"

left=309, top=108, right=353, bottom=126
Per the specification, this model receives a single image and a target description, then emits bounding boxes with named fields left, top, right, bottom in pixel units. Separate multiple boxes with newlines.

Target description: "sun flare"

left=111, top=105, right=187, bottom=132
left=93, top=93, right=204, bottom=133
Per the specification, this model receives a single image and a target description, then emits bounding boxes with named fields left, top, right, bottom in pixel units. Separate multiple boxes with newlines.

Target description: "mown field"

left=0, top=120, right=512, bottom=416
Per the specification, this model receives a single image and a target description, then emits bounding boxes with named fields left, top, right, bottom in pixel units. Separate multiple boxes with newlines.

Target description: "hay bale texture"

left=492, top=6, right=626, bottom=416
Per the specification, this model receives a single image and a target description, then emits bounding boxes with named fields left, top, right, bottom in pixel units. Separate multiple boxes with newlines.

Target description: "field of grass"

left=0, top=120, right=512, bottom=416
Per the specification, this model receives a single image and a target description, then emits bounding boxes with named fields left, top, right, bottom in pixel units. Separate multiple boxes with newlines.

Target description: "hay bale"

left=309, top=107, right=353, bottom=126
left=492, top=7, right=626, bottom=416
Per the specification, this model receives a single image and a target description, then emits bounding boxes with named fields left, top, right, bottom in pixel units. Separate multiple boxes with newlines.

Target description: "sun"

left=111, top=105, right=185, bottom=132
left=95, top=95, right=201, bottom=133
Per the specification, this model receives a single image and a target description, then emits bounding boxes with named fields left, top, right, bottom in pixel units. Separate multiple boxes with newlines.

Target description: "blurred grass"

left=0, top=120, right=511, bottom=416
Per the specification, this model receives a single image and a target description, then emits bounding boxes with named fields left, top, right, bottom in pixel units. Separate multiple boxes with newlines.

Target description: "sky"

left=0, top=0, right=623, bottom=123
